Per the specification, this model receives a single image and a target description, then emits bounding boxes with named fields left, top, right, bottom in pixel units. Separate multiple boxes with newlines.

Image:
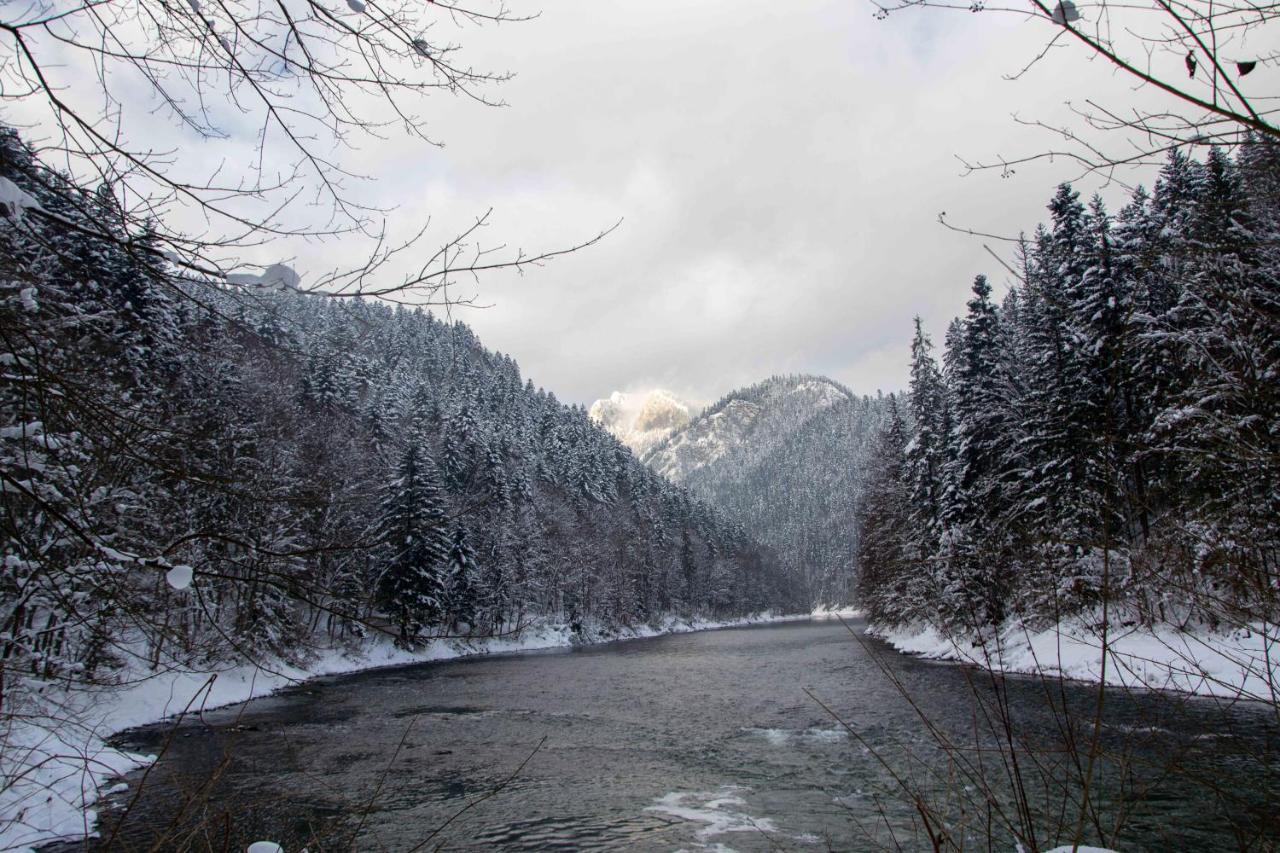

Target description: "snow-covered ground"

left=0, top=610, right=810, bottom=852
left=810, top=605, right=862, bottom=621
left=871, top=615, right=1280, bottom=702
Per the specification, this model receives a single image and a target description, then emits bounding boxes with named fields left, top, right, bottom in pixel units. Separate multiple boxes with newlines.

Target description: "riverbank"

left=871, top=614, right=1279, bottom=701
left=0, top=610, right=809, bottom=852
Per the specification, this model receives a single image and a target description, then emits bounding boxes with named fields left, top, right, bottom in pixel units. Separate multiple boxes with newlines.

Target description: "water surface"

left=58, top=619, right=1279, bottom=851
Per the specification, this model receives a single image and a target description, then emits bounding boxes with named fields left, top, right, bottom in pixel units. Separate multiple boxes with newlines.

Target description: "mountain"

left=588, top=389, right=696, bottom=458
left=642, top=376, right=851, bottom=481
left=642, top=376, right=893, bottom=605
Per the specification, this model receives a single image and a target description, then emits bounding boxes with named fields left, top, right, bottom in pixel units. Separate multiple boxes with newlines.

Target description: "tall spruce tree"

left=906, top=318, right=947, bottom=552
left=445, top=527, right=480, bottom=632
left=374, top=445, right=452, bottom=647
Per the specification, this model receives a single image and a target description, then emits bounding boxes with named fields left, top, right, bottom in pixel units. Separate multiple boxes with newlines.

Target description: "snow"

left=246, top=843, right=284, bottom=853
left=164, top=564, right=194, bottom=590
left=872, top=615, right=1280, bottom=701
left=0, top=177, right=41, bottom=219
left=0, top=611, right=805, bottom=852
left=810, top=605, right=861, bottom=621
left=226, top=263, right=300, bottom=292
left=588, top=389, right=697, bottom=458
left=0, top=421, right=42, bottom=441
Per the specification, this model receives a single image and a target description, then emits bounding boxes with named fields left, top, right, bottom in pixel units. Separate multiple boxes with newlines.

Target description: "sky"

left=359, top=0, right=1163, bottom=405
left=8, top=0, right=1178, bottom=405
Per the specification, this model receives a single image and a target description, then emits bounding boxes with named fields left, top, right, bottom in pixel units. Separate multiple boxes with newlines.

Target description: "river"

left=56, top=619, right=1278, bottom=851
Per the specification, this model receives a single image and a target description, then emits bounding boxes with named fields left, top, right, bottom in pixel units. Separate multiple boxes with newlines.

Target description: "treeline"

left=0, top=127, right=800, bottom=687
left=858, top=141, right=1279, bottom=632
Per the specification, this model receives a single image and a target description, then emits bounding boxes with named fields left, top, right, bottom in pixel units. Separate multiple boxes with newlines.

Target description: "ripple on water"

left=740, top=726, right=850, bottom=746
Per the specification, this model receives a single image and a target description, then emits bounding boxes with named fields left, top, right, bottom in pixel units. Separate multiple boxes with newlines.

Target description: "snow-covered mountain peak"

left=588, top=388, right=697, bottom=457
left=642, top=375, right=853, bottom=482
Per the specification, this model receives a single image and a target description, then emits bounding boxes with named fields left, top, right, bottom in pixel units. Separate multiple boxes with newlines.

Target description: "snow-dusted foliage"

left=0, top=125, right=799, bottom=712
left=643, top=376, right=892, bottom=605
left=859, top=142, right=1280, bottom=634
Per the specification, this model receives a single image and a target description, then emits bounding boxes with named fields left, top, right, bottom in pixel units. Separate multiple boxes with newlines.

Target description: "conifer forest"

left=858, top=145, right=1280, bottom=636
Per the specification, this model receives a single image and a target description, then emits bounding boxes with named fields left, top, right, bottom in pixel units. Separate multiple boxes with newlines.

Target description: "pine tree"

left=374, top=445, right=451, bottom=647
left=855, top=398, right=913, bottom=625
left=445, top=527, right=479, bottom=633
left=948, top=275, right=1005, bottom=524
left=906, top=317, right=947, bottom=550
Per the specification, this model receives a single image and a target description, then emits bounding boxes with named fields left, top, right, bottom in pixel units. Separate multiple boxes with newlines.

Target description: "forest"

left=857, top=141, right=1280, bottom=638
left=0, top=125, right=802, bottom=692
left=640, top=376, right=891, bottom=606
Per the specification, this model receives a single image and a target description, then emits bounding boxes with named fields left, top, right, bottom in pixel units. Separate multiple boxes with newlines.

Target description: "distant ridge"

left=640, top=374, right=893, bottom=606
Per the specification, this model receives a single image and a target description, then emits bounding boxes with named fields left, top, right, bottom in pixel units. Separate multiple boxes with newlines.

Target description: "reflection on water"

left=45, top=619, right=1280, bottom=852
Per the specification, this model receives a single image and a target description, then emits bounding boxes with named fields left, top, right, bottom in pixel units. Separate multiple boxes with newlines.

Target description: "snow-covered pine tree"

left=906, top=318, right=947, bottom=558
left=855, top=397, right=912, bottom=624
left=445, top=527, right=480, bottom=633
left=374, top=445, right=452, bottom=647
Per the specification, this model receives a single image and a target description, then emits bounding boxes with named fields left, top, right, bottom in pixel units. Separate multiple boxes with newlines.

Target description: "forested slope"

left=643, top=376, right=891, bottom=605
left=0, top=127, right=799, bottom=694
left=859, top=142, right=1279, bottom=635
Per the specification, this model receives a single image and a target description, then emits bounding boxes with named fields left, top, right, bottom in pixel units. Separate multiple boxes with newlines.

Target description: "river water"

left=60, top=619, right=1278, bottom=851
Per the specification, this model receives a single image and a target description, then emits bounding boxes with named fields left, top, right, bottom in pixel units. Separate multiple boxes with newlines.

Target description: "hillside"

left=640, top=376, right=892, bottom=605
left=643, top=376, right=852, bottom=480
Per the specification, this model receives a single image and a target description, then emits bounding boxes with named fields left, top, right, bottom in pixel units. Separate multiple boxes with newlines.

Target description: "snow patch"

left=165, top=565, right=194, bottom=591
left=810, top=605, right=861, bottom=621
left=0, top=177, right=41, bottom=219
left=871, top=615, right=1280, bottom=701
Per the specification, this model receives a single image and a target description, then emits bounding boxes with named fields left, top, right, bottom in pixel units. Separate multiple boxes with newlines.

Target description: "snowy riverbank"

left=871, top=615, right=1280, bottom=702
left=0, top=610, right=810, bottom=852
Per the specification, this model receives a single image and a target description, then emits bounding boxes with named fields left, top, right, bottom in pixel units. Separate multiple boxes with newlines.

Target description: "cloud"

left=353, top=0, right=1161, bottom=404
left=6, top=0, right=1172, bottom=405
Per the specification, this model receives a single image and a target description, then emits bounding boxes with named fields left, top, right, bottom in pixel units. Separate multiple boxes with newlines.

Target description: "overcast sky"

left=360, top=0, right=1166, bottom=406
left=15, top=0, right=1171, bottom=405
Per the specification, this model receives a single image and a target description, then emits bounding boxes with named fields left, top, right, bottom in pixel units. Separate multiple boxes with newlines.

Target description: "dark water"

left=51, top=619, right=1279, bottom=851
